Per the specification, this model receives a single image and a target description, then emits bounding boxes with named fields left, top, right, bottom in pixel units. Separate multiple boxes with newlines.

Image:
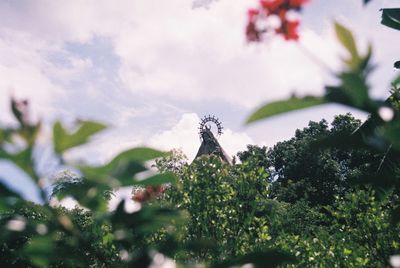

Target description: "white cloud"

left=0, top=30, right=63, bottom=123
left=0, top=0, right=397, bottom=118
left=115, top=0, right=339, bottom=108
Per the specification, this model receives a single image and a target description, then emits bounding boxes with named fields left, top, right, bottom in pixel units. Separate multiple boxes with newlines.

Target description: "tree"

left=157, top=155, right=295, bottom=265
left=239, top=114, right=380, bottom=206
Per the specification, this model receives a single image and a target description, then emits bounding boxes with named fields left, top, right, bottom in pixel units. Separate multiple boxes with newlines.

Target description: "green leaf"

left=23, top=235, right=54, bottom=268
left=246, top=96, right=325, bottom=124
left=81, top=147, right=167, bottom=185
left=391, top=205, right=400, bottom=224
left=212, top=250, right=296, bottom=268
left=0, top=180, right=21, bottom=199
left=340, top=72, right=370, bottom=107
left=381, top=8, right=400, bottom=31
left=0, top=180, right=22, bottom=211
left=335, top=22, right=359, bottom=65
left=52, top=177, right=111, bottom=211
left=108, top=147, right=167, bottom=165
left=133, top=172, right=177, bottom=187
left=0, top=148, right=39, bottom=181
left=111, top=201, right=181, bottom=233
left=53, top=121, right=107, bottom=154
left=392, top=74, right=400, bottom=89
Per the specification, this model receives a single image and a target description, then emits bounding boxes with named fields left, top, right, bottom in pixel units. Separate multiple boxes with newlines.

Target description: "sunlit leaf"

left=53, top=121, right=107, bottom=154
left=381, top=8, right=400, bottom=31
left=246, top=96, right=325, bottom=124
left=335, top=22, right=359, bottom=65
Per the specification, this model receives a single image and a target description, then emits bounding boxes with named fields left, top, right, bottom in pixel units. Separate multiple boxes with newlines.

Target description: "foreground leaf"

left=133, top=172, right=177, bottom=187
left=53, top=121, right=106, bottom=154
left=81, top=147, right=167, bottom=185
left=381, top=8, right=400, bottom=31
left=335, top=22, right=359, bottom=64
left=246, top=96, right=325, bottom=124
left=23, top=235, right=54, bottom=268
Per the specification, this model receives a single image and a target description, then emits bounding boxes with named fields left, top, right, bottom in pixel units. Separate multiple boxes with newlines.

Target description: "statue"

left=194, top=115, right=232, bottom=164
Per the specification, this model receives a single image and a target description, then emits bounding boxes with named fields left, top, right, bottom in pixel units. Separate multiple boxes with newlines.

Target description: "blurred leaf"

left=339, top=72, right=369, bottom=107
left=0, top=180, right=22, bottom=211
left=395, top=61, right=400, bottom=69
left=0, top=180, right=21, bottom=199
left=11, top=98, right=29, bottom=127
left=392, top=76, right=400, bottom=95
left=23, top=235, right=54, bottom=268
left=363, top=0, right=372, bottom=5
left=53, top=179, right=109, bottom=212
left=211, top=249, right=296, bottom=268
left=379, top=121, right=400, bottom=151
left=108, top=147, right=168, bottom=164
left=133, top=172, right=177, bottom=187
left=246, top=96, right=325, bottom=124
left=381, top=8, right=400, bottom=31
left=335, top=22, right=359, bottom=65
left=0, top=148, right=39, bottom=181
left=53, top=121, right=106, bottom=154
left=0, top=128, right=13, bottom=144
left=81, top=147, right=167, bottom=185
left=391, top=205, right=400, bottom=224
left=111, top=201, right=180, bottom=234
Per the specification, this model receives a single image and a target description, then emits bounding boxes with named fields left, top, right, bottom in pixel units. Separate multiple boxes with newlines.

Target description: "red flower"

left=248, top=8, right=259, bottom=21
left=289, top=0, right=309, bottom=8
left=260, top=0, right=285, bottom=13
left=276, top=19, right=300, bottom=40
left=246, top=0, right=308, bottom=42
left=246, top=22, right=262, bottom=42
left=132, top=185, right=166, bottom=203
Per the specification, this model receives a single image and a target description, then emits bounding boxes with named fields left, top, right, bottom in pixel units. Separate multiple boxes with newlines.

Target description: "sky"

left=0, top=0, right=399, bottom=203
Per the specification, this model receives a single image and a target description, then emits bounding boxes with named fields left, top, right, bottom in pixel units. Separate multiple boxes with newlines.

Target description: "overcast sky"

left=0, top=0, right=399, bottom=202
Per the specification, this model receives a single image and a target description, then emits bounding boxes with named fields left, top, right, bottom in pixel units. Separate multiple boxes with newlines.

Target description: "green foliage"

left=244, top=10, right=400, bottom=266
left=246, top=96, right=325, bottom=123
left=242, top=114, right=379, bottom=206
left=381, top=8, right=400, bottom=31
left=0, top=201, right=120, bottom=267
left=0, top=99, right=186, bottom=267
left=53, top=120, right=107, bottom=154
left=1, top=100, right=295, bottom=268
left=158, top=155, right=294, bottom=266
left=274, top=190, right=400, bottom=267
